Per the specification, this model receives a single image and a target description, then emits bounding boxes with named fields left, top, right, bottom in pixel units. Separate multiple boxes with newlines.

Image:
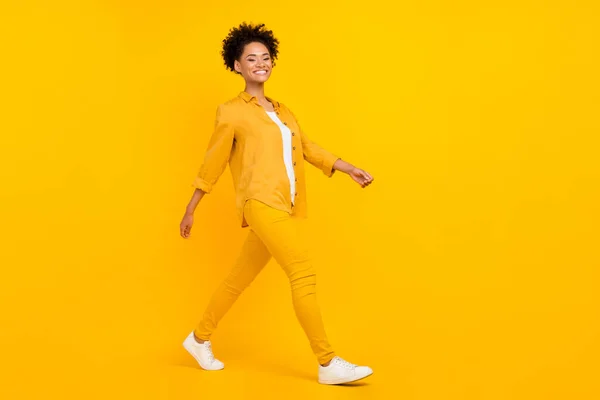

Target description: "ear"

left=234, top=60, right=241, bottom=73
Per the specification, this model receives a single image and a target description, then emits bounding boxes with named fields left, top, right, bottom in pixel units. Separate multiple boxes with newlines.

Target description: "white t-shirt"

left=266, top=111, right=296, bottom=204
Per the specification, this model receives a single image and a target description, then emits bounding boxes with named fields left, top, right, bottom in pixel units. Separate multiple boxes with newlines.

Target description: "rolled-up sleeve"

left=192, top=104, right=235, bottom=193
left=292, top=110, right=340, bottom=177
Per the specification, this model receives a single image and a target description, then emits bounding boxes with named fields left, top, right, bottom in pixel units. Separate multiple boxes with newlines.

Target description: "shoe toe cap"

left=356, top=366, right=373, bottom=378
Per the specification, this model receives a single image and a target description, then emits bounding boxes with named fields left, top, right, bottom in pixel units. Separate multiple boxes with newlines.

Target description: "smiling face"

left=234, top=41, right=273, bottom=84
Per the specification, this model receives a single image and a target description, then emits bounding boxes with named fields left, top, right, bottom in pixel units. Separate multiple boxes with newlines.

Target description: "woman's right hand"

left=180, top=212, right=194, bottom=238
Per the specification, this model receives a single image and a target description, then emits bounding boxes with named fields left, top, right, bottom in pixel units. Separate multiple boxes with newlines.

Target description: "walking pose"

left=180, top=22, right=374, bottom=385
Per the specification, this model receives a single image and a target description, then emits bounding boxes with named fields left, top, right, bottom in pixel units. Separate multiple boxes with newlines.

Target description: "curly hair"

left=221, top=22, right=280, bottom=74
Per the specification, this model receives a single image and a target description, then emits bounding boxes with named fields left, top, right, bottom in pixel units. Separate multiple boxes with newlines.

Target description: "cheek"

left=244, top=64, right=255, bottom=76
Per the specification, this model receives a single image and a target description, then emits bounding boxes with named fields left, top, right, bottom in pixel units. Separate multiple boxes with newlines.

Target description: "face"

left=234, top=41, right=272, bottom=83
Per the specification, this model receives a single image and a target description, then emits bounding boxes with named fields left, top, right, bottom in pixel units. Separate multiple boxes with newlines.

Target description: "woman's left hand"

left=349, top=167, right=374, bottom=188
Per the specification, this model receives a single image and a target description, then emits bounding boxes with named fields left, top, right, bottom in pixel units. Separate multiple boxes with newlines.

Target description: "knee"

left=289, top=268, right=317, bottom=292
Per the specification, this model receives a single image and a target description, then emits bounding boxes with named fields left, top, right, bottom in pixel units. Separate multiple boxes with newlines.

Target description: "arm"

left=333, top=158, right=374, bottom=188
left=181, top=105, right=234, bottom=238
left=180, top=188, right=204, bottom=238
left=299, top=127, right=340, bottom=177
left=185, top=188, right=206, bottom=217
left=191, top=104, right=235, bottom=194
left=289, top=107, right=339, bottom=177
left=289, top=107, right=374, bottom=188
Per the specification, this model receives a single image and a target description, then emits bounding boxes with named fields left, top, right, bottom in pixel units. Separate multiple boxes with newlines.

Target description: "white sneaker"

left=318, top=356, right=373, bottom=385
left=182, top=332, right=224, bottom=370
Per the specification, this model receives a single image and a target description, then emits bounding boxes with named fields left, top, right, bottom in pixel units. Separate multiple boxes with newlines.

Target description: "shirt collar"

left=238, top=91, right=280, bottom=111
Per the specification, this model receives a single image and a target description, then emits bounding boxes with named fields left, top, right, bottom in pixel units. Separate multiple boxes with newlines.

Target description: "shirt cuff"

left=192, top=177, right=213, bottom=193
left=322, top=154, right=340, bottom=177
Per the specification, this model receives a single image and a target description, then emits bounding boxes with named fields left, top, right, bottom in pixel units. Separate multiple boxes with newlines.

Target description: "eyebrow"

left=246, top=53, right=270, bottom=58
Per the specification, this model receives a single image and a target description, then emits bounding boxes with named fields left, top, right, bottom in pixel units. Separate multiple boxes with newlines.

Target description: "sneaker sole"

left=182, top=339, right=224, bottom=371
left=318, top=370, right=373, bottom=385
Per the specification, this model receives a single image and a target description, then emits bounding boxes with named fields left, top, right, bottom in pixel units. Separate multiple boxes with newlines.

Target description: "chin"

left=252, top=76, right=270, bottom=83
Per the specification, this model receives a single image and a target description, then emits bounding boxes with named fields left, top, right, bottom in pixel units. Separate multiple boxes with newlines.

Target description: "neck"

left=244, top=82, right=266, bottom=101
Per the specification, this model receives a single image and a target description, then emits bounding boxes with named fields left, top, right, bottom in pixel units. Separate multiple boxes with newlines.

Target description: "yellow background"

left=1, top=1, right=599, bottom=399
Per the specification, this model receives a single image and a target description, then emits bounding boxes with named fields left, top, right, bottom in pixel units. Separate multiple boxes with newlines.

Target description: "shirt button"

left=283, top=122, right=287, bottom=126
left=292, top=146, right=296, bottom=150
left=292, top=132, right=295, bottom=136
left=293, top=162, right=296, bottom=166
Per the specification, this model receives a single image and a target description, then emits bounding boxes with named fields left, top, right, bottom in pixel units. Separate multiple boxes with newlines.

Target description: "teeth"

left=255, top=71, right=267, bottom=74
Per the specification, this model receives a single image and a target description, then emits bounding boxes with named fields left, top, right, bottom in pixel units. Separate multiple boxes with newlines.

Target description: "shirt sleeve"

left=192, top=104, right=235, bottom=193
left=288, top=107, right=340, bottom=177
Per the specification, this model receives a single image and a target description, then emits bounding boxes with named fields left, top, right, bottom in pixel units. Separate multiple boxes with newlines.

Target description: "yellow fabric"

left=195, top=199, right=336, bottom=365
left=192, top=91, right=340, bottom=227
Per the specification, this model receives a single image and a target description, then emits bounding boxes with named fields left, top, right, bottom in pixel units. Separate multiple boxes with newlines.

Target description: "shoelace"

left=333, top=357, right=356, bottom=369
left=203, top=342, right=216, bottom=363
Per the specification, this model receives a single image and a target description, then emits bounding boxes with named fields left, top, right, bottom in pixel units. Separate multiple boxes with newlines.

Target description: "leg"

left=194, top=229, right=271, bottom=340
left=243, top=199, right=335, bottom=365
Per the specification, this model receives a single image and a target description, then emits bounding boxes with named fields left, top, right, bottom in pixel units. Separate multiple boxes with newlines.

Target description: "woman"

left=179, top=22, right=374, bottom=385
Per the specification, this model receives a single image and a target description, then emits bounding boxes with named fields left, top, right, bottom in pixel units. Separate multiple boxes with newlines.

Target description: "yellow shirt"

left=192, top=91, right=340, bottom=227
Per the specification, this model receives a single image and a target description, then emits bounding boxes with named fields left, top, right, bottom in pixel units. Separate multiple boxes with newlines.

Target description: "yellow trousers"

left=194, top=199, right=335, bottom=365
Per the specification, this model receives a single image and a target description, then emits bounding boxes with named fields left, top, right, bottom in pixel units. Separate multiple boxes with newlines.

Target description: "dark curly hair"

left=221, top=22, right=280, bottom=74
